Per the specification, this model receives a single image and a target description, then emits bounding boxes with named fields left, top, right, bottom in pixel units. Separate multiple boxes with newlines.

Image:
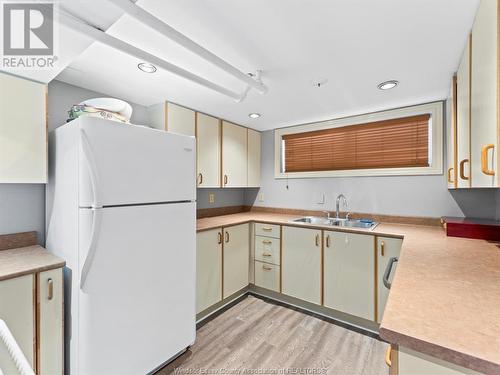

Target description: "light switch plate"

left=209, top=193, right=215, bottom=204
left=259, top=193, right=264, bottom=202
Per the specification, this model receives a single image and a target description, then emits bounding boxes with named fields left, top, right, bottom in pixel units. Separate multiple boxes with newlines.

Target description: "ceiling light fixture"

left=249, top=113, right=261, bottom=119
left=377, top=80, right=399, bottom=90
left=138, top=62, right=157, bottom=73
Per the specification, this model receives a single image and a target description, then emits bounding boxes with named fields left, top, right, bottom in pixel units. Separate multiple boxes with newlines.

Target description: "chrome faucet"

left=335, top=194, right=348, bottom=220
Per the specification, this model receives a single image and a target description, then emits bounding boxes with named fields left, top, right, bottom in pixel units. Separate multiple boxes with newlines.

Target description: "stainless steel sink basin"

left=330, top=219, right=377, bottom=229
left=292, top=216, right=378, bottom=231
left=292, top=216, right=332, bottom=225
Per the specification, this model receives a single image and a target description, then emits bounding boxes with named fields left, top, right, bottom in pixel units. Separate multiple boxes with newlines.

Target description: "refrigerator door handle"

left=80, top=129, right=103, bottom=208
left=80, top=208, right=103, bottom=290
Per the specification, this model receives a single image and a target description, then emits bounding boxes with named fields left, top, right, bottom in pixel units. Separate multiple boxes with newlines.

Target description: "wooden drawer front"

left=254, top=261, right=280, bottom=292
left=254, top=236, right=280, bottom=265
left=255, top=223, right=280, bottom=238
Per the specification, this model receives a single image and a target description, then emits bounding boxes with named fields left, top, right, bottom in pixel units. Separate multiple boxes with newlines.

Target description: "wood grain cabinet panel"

left=0, top=72, right=47, bottom=183
left=222, top=121, right=248, bottom=187
left=196, top=113, right=220, bottom=187
left=196, top=229, right=223, bottom=313
left=323, top=231, right=375, bottom=320
left=0, top=275, right=35, bottom=373
left=223, top=224, right=249, bottom=298
left=471, top=0, right=499, bottom=187
left=376, top=236, right=402, bottom=323
left=282, top=226, right=321, bottom=305
left=38, top=268, right=63, bottom=375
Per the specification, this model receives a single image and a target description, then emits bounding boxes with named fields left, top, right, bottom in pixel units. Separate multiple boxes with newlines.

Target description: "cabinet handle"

left=198, top=173, right=203, bottom=185
left=381, top=241, right=385, bottom=256
left=459, top=159, right=469, bottom=180
left=447, top=167, right=454, bottom=183
left=262, top=240, right=272, bottom=244
left=47, top=278, right=53, bottom=300
left=262, top=252, right=272, bottom=257
left=261, top=227, right=272, bottom=231
left=383, top=257, right=399, bottom=289
left=385, top=346, right=392, bottom=367
left=315, top=234, right=320, bottom=247
left=325, top=235, right=330, bottom=248
left=225, top=231, right=229, bottom=243
left=263, top=265, right=272, bottom=271
left=481, top=144, right=495, bottom=176
left=217, top=232, right=222, bottom=244
left=223, top=174, right=228, bottom=185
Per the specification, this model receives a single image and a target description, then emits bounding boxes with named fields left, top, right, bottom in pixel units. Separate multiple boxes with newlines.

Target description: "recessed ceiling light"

left=377, top=80, right=399, bottom=90
left=138, top=62, right=157, bottom=73
left=249, top=113, right=261, bottom=119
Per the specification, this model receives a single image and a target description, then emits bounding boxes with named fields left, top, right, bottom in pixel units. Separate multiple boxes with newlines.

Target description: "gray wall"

left=0, top=80, right=149, bottom=245
left=245, top=130, right=500, bottom=219
left=196, top=188, right=248, bottom=209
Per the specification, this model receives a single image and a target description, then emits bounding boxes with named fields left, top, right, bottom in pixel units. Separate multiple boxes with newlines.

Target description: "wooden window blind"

left=283, top=114, right=430, bottom=173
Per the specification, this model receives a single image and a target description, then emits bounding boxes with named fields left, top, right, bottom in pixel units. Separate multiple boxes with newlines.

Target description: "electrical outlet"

left=259, top=193, right=264, bottom=202
left=209, top=193, right=215, bottom=204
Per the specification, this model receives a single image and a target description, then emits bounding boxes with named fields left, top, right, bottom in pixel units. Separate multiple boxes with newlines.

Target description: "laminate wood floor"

left=157, top=295, right=388, bottom=375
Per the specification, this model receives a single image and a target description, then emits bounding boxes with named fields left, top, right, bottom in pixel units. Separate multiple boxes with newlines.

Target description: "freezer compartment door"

left=78, top=202, right=196, bottom=375
left=78, top=117, right=195, bottom=207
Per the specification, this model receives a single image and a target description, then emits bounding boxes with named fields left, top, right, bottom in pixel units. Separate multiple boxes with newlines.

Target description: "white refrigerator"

left=46, top=117, right=196, bottom=375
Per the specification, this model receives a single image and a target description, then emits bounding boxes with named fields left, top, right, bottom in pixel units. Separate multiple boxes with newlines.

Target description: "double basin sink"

left=292, top=216, right=378, bottom=231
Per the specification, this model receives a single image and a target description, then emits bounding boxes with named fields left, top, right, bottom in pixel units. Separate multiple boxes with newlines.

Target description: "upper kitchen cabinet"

left=447, top=75, right=458, bottom=189
left=147, top=102, right=195, bottom=136
left=222, top=121, right=248, bottom=187
left=247, top=129, right=261, bottom=187
left=196, top=113, right=221, bottom=187
left=0, top=72, right=47, bottom=183
left=456, top=35, right=471, bottom=188
left=470, top=0, right=499, bottom=187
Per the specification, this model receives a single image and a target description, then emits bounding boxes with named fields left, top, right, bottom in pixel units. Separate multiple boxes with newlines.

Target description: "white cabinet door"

left=254, top=261, right=280, bottom=292
left=456, top=35, right=471, bottom=188
left=196, top=229, right=223, bottom=313
left=223, top=224, right=249, bottom=297
left=0, top=275, right=35, bottom=373
left=282, top=226, right=322, bottom=305
left=0, top=72, right=47, bottom=183
left=471, top=0, right=499, bottom=187
left=222, top=121, right=247, bottom=187
left=376, top=236, right=402, bottom=323
left=196, top=113, right=220, bottom=187
left=446, top=76, right=457, bottom=189
left=166, top=102, right=196, bottom=136
left=398, top=347, right=480, bottom=375
left=247, top=129, right=261, bottom=187
left=324, top=231, right=375, bottom=320
left=38, top=268, right=63, bottom=375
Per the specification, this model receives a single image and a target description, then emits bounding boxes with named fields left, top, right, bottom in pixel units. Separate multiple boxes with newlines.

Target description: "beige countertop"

left=0, top=245, right=66, bottom=281
left=197, top=212, right=500, bottom=374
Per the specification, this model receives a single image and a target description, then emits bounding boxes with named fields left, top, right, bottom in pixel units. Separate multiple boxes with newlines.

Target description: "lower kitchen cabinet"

left=388, top=346, right=480, bottom=375
left=196, top=228, right=223, bottom=314
left=223, top=224, right=250, bottom=298
left=377, top=236, right=402, bottom=323
left=254, top=261, right=280, bottom=292
left=0, top=275, right=35, bottom=374
left=0, top=269, right=63, bottom=375
left=323, top=231, right=375, bottom=320
left=282, top=226, right=322, bottom=304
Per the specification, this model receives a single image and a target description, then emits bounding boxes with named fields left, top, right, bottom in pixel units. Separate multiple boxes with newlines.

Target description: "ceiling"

left=54, top=1, right=478, bottom=130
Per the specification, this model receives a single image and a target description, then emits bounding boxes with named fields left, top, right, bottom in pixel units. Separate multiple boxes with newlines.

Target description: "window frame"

left=274, top=101, right=444, bottom=178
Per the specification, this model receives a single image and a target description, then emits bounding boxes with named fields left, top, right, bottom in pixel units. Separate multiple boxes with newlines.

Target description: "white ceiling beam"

left=57, top=9, right=244, bottom=101
left=106, top=0, right=268, bottom=95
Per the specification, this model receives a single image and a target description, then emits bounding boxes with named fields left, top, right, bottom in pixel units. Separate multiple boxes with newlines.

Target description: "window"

left=275, top=102, right=443, bottom=178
